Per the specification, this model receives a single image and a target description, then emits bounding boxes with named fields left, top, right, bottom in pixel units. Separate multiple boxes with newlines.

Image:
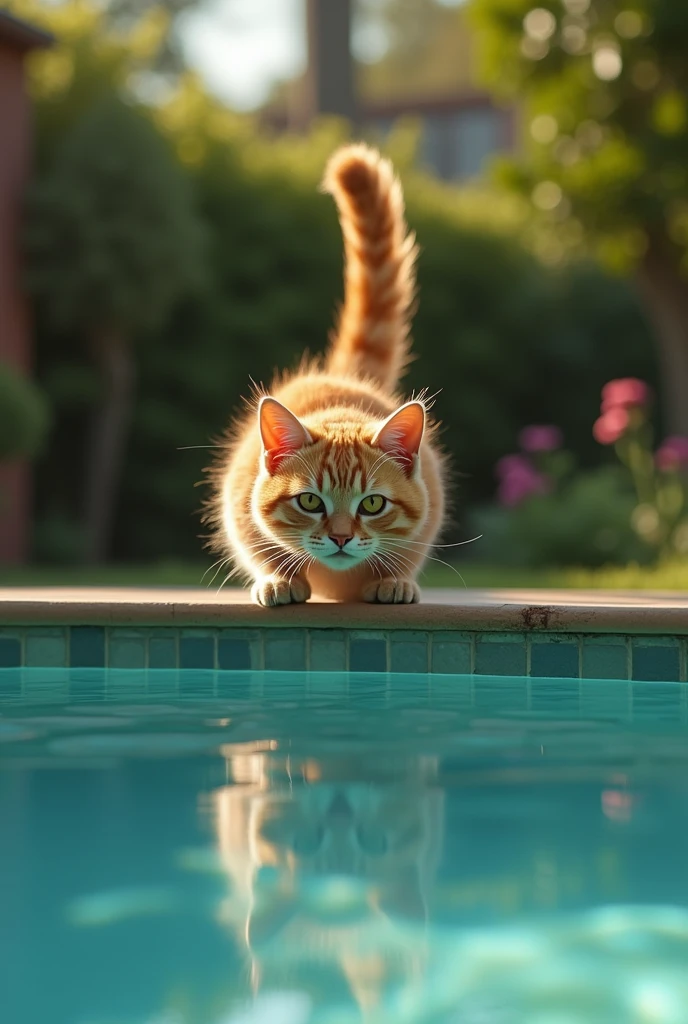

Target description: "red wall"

left=0, top=39, right=33, bottom=564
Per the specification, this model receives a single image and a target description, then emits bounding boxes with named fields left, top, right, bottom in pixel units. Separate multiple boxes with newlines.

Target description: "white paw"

left=362, top=577, right=420, bottom=604
left=251, top=575, right=311, bottom=608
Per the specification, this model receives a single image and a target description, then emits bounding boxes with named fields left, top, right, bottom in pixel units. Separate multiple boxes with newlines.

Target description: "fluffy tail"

left=322, top=144, right=417, bottom=392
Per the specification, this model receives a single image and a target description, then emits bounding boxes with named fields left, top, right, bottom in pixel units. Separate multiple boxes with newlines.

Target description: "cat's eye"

left=297, top=492, right=325, bottom=513
left=359, top=494, right=387, bottom=516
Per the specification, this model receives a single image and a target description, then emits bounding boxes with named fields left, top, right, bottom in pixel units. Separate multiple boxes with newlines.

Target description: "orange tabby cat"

left=206, top=143, right=446, bottom=606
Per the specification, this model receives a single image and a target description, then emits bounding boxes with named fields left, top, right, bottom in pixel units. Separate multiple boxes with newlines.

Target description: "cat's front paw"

left=362, top=578, right=420, bottom=604
left=251, top=575, right=311, bottom=608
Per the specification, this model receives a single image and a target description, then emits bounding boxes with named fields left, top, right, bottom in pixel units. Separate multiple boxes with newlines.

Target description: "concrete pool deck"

left=0, top=587, right=687, bottom=634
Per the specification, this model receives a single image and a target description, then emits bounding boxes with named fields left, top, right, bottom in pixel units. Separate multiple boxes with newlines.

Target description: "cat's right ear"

left=258, top=397, right=312, bottom=474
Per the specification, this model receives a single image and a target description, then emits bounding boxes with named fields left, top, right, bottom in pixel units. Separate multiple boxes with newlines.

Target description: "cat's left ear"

left=372, top=401, right=425, bottom=475
left=259, top=397, right=312, bottom=474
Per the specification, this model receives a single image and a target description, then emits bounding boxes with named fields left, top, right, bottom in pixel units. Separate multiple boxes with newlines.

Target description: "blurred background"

left=1, top=0, right=688, bottom=589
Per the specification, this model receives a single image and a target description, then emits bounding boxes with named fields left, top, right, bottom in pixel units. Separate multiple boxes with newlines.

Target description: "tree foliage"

left=26, top=94, right=206, bottom=338
left=0, top=364, right=50, bottom=462
left=20, top=2, right=657, bottom=562
left=470, top=0, right=688, bottom=269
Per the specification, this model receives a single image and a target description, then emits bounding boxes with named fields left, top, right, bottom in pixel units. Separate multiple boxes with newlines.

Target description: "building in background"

left=264, top=0, right=517, bottom=182
left=0, top=11, right=52, bottom=563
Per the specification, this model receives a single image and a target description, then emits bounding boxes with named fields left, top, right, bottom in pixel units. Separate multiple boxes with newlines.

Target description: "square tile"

left=631, top=641, right=681, bottom=682
left=180, top=636, right=215, bottom=670
left=108, top=636, right=146, bottom=669
left=0, top=637, right=21, bottom=668
left=475, top=638, right=526, bottom=677
left=25, top=634, right=67, bottom=668
left=264, top=631, right=306, bottom=672
left=389, top=633, right=429, bottom=674
left=70, top=627, right=105, bottom=668
left=148, top=638, right=177, bottom=669
left=349, top=638, right=387, bottom=673
left=581, top=639, right=628, bottom=680
left=218, top=638, right=251, bottom=671
left=530, top=639, right=579, bottom=679
left=431, top=634, right=472, bottom=675
left=309, top=632, right=347, bottom=672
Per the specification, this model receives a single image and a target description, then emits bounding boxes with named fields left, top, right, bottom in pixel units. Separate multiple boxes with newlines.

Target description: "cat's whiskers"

left=384, top=541, right=468, bottom=589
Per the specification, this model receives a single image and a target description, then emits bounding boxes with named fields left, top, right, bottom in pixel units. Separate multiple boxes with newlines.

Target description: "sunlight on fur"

left=204, top=144, right=447, bottom=606
left=208, top=750, right=444, bottom=1013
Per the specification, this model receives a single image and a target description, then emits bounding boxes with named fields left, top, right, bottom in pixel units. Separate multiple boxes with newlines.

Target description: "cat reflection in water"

left=209, top=752, right=444, bottom=1014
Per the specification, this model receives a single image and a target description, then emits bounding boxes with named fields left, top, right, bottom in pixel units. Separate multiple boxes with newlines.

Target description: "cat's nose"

left=329, top=533, right=353, bottom=548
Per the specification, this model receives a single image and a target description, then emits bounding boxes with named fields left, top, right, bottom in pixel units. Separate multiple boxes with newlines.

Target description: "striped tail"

left=322, top=143, right=418, bottom=393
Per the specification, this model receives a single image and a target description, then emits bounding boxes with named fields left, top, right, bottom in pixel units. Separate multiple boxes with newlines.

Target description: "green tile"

left=349, top=638, right=387, bottom=673
left=0, top=638, right=21, bottom=668
left=70, top=627, right=105, bottom=667
left=148, top=638, right=177, bottom=669
left=530, top=638, right=580, bottom=678
left=581, top=639, right=628, bottom=680
left=180, top=636, right=215, bottom=669
left=475, top=638, right=526, bottom=677
left=631, top=641, right=681, bottom=682
left=431, top=634, right=472, bottom=675
left=25, top=634, right=67, bottom=668
left=264, top=630, right=306, bottom=671
left=108, top=636, right=146, bottom=669
left=309, top=631, right=347, bottom=672
left=389, top=633, right=428, bottom=674
left=218, top=638, right=251, bottom=670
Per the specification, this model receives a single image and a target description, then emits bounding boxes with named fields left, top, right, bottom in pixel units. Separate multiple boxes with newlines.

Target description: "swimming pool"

left=3, top=668, right=688, bottom=1024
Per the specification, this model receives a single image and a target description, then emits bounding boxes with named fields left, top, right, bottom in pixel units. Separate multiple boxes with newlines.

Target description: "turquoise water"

left=2, top=670, right=688, bottom=1024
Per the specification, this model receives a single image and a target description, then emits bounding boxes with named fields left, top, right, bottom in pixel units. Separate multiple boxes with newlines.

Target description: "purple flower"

left=656, top=436, right=688, bottom=472
left=519, top=425, right=563, bottom=453
left=496, top=453, right=551, bottom=507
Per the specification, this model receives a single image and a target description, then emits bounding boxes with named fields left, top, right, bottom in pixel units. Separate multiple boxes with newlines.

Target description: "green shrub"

left=473, top=466, right=651, bottom=568
left=23, top=24, right=658, bottom=561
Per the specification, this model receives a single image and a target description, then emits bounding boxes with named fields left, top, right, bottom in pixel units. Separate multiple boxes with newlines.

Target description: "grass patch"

left=1, top=560, right=688, bottom=589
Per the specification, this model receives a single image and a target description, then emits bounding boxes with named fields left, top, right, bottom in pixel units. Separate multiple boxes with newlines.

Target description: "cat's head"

left=252, top=397, right=428, bottom=572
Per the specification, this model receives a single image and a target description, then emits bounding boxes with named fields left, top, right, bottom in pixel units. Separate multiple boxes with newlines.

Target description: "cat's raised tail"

left=322, top=143, right=418, bottom=394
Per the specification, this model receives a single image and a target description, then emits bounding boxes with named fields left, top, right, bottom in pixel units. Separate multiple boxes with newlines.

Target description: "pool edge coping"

left=1, top=587, right=688, bottom=634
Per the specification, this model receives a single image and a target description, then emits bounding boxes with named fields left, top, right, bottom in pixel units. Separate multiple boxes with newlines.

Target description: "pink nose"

left=329, top=533, right=353, bottom=549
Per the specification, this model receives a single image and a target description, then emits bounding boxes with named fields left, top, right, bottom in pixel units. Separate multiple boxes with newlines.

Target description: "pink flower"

left=496, top=454, right=551, bottom=506
left=519, top=425, right=563, bottom=453
left=601, top=378, right=650, bottom=412
left=655, top=436, right=688, bottom=472
left=496, top=454, right=531, bottom=479
left=593, top=407, right=630, bottom=445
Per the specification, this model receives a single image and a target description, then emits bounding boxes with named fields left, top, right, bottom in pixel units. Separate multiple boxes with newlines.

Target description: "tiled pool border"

left=0, top=624, right=685, bottom=681
left=0, top=587, right=687, bottom=682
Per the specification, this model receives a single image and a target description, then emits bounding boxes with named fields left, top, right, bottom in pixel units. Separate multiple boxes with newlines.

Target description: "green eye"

left=359, top=494, right=387, bottom=516
left=297, top=492, right=325, bottom=513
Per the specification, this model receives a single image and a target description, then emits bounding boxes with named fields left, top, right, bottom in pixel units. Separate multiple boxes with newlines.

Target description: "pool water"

left=3, top=670, right=688, bottom=1024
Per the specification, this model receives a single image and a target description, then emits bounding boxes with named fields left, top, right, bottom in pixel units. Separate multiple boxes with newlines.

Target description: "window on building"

left=419, top=105, right=506, bottom=181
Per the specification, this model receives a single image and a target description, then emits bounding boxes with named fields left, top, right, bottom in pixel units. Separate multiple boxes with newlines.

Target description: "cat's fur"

left=206, top=143, right=446, bottom=606
left=210, top=751, right=443, bottom=1012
